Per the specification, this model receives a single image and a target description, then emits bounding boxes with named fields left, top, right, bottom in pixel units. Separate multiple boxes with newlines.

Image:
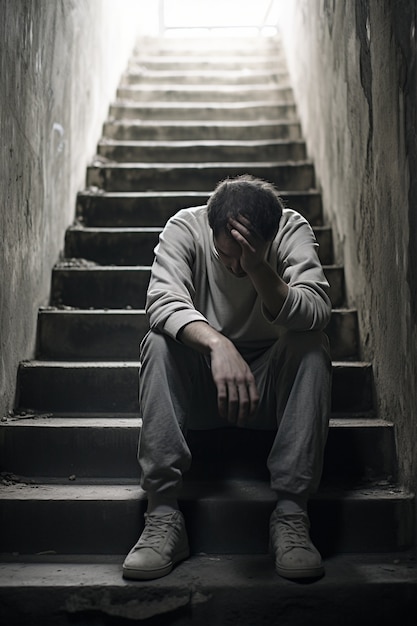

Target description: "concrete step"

left=16, top=360, right=372, bottom=414
left=64, top=222, right=330, bottom=265
left=116, top=84, right=294, bottom=103
left=49, top=264, right=344, bottom=309
left=36, top=307, right=357, bottom=361
left=96, top=138, right=307, bottom=163
left=36, top=308, right=148, bottom=361
left=0, top=417, right=394, bottom=483
left=76, top=189, right=322, bottom=227
left=109, top=101, right=297, bottom=121
left=129, top=56, right=284, bottom=71
left=102, top=119, right=302, bottom=141
left=0, top=553, right=415, bottom=626
left=0, top=480, right=413, bottom=555
left=86, top=161, right=315, bottom=192
left=133, top=40, right=281, bottom=51
left=134, top=36, right=282, bottom=54
left=133, top=38, right=282, bottom=55
left=121, top=68, right=289, bottom=85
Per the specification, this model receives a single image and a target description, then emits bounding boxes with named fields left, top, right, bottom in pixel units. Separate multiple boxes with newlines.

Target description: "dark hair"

left=207, top=175, right=284, bottom=241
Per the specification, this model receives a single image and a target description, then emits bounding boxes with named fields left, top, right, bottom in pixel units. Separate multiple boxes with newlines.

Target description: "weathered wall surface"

left=0, top=0, right=144, bottom=417
left=279, top=0, right=417, bottom=491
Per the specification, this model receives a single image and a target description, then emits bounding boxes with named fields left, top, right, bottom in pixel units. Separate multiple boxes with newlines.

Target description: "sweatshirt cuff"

left=163, top=310, right=209, bottom=341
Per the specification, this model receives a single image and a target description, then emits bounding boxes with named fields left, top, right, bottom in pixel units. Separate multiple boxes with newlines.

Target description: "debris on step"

left=83, top=186, right=106, bottom=196
left=91, top=154, right=117, bottom=166
left=55, top=258, right=99, bottom=268
left=0, top=472, right=29, bottom=486
left=1, top=409, right=53, bottom=422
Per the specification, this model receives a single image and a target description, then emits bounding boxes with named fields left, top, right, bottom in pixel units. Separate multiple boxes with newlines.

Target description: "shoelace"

left=137, top=514, right=178, bottom=549
left=275, top=515, right=314, bottom=552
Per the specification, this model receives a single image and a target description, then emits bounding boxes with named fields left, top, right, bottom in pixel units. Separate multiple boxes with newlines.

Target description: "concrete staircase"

left=1, top=35, right=416, bottom=625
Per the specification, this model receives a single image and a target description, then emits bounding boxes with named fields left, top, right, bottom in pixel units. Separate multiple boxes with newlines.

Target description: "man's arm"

left=244, top=259, right=289, bottom=320
left=145, top=211, right=208, bottom=338
left=177, top=321, right=259, bottom=426
left=228, top=215, right=289, bottom=319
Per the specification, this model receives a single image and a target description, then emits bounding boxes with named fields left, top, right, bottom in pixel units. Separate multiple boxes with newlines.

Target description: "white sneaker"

left=123, top=511, right=189, bottom=580
left=270, top=510, right=324, bottom=580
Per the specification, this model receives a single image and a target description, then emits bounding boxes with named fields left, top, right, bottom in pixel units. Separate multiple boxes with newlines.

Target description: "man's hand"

left=229, top=214, right=289, bottom=319
left=210, top=335, right=259, bottom=425
left=228, top=214, right=269, bottom=274
left=177, top=321, right=259, bottom=426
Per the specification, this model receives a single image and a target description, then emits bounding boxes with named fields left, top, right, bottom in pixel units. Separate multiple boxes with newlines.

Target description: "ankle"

left=146, top=494, right=179, bottom=516
left=275, top=493, right=307, bottom=516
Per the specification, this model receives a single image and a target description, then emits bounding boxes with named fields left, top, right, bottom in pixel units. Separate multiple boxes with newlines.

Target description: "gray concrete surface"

left=0, top=0, right=144, bottom=418
left=0, top=553, right=416, bottom=625
left=279, top=1, right=417, bottom=508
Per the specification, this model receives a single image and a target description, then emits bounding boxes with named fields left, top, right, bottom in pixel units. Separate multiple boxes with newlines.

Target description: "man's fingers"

left=247, top=380, right=260, bottom=417
left=216, top=381, right=228, bottom=418
left=226, top=381, right=239, bottom=423
left=230, top=228, right=256, bottom=253
left=219, top=380, right=259, bottom=426
left=235, top=382, right=250, bottom=425
left=211, top=342, right=259, bottom=425
left=229, top=216, right=257, bottom=244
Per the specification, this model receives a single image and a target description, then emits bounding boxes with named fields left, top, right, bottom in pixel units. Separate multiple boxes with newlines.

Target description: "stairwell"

left=0, top=34, right=416, bottom=625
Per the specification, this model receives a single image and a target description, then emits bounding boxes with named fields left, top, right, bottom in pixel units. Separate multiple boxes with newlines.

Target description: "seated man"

left=123, top=174, right=332, bottom=581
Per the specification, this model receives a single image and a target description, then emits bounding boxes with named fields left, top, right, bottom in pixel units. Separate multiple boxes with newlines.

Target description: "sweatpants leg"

left=259, top=331, right=332, bottom=500
left=138, top=328, right=331, bottom=504
left=137, top=330, right=219, bottom=499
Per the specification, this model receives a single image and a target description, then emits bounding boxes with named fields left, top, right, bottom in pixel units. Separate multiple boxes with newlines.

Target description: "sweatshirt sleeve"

left=145, top=210, right=208, bottom=339
left=265, top=212, right=332, bottom=331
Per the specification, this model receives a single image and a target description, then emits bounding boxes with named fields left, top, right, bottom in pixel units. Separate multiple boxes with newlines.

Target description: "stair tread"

left=68, top=223, right=328, bottom=233
left=0, top=551, right=415, bottom=582
left=104, top=119, right=299, bottom=127
left=88, top=160, right=313, bottom=166
left=0, top=416, right=392, bottom=428
left=131, top=55, right=281, bottom=62
left=112, top=99, right=297, bottom=107
left=78, top=188, right=319, bottom=196
left=0, top=553, right=415, bottom=626
left=98, top=138, right=305, bottom=147
left=41, top=305, right=352, bottom=312
left=118, top=83, right=291, bottom=90
left=53, top=263, right=344, bottom=270
left=123, top=69, right=287, bottom=79
left=19, top=359, right=370, bottom=367
left=0, top=480, right=410, bottom=501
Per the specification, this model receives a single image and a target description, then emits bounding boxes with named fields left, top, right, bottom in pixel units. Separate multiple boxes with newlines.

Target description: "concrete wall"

left=279, top=0, right=417, bottom=491
left=0, top=0, right=148, bottom=418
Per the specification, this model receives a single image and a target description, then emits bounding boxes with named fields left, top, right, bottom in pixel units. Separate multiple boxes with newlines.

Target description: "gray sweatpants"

left=137, top=329, right=332, bottom=502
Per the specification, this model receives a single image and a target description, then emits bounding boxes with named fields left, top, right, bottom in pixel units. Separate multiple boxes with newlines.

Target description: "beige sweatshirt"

left=146, top=205, right=331, bottom=348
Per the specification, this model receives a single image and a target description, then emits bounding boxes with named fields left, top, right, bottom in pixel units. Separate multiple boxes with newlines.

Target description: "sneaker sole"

left=275, top=563, right=325, bottom=580
left=122, top=547, right=190, bottom=581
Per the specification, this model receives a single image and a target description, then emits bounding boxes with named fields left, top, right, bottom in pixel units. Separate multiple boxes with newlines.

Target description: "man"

left=123, top=175, right=332, bottom=581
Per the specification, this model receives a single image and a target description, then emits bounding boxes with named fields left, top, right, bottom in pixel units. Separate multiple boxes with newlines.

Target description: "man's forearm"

left=246, top=260, right=289, bottom=319
left=177, top=320, right=228, bottom=355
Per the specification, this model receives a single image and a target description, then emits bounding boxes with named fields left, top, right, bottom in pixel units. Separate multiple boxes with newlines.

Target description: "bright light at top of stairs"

left=162, top=0, right=281, bottom=37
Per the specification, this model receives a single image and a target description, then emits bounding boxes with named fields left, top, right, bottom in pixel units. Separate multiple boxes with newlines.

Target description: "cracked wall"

left=0, top=0, right=145, bottom=417
left=279, top=0, right=417, bottom=496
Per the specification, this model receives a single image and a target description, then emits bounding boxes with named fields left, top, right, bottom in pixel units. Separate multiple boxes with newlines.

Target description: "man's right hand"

left=177, top=321, right=259, bottom=426
left=210, top=336, right=259, bottom=425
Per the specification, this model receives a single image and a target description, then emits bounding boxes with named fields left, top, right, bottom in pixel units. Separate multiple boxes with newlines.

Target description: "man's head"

left=207, top=174, right=284, bottom=242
